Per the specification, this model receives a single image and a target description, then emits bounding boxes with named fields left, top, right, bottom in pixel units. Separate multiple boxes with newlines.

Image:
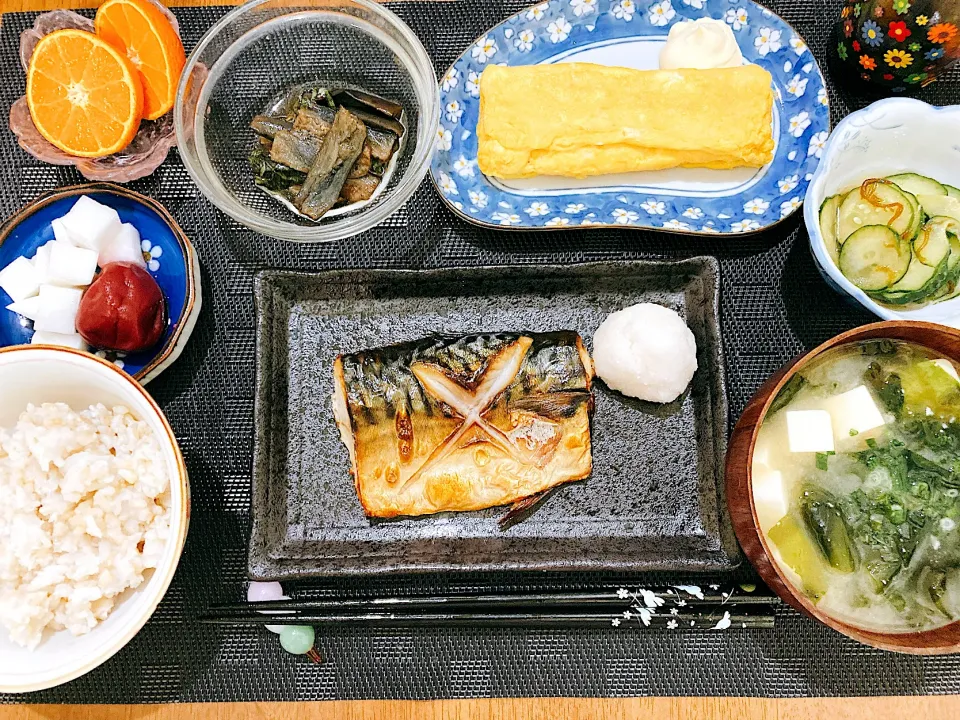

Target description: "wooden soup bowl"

left=726, top=320, right=960, bottom=654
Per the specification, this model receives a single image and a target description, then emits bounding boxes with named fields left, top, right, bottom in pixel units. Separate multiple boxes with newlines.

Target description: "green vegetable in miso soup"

left=755, top=340, right=960, bottom=632
left=800, top=486, right=857, bottom=573
left=768, top=513, right=828, bottom=600
left=769, top=374, right=807, bottom=415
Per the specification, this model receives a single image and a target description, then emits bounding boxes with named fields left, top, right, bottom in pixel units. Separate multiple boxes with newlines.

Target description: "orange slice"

left=26, top=29, right=144, bottom=158
left=95, top=0, right=186, bottom=121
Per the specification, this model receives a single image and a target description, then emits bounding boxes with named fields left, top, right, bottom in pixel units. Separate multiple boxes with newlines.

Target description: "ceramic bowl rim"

left=728, top=320, right=960, bottom=654
left=0, top=345, right=190, bottom=692
left=0, top=182, right=199, bottom=383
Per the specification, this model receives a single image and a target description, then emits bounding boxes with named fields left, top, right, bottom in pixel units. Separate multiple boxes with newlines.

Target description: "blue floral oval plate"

left=430, top=0, right=830, bottom=234
left=0, top=183, right=202, bottom=384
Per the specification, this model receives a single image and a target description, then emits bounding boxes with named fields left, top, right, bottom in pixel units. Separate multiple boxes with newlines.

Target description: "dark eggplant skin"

left=294, top=107, right=366, bottom=220
left=331, top=88, right=404, bottom=120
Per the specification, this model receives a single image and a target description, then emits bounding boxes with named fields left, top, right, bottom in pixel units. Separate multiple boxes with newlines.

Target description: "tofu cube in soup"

left=823, top=385, right=886, bottom=446
left=786, top=410, right=835, bottom=454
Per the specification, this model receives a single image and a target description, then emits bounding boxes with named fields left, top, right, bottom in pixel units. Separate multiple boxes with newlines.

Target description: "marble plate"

left=430, top=0, right=830, bottom=235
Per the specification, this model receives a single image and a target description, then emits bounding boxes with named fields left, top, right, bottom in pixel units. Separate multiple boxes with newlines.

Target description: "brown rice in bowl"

left=0, top=402, right=170, bottom=649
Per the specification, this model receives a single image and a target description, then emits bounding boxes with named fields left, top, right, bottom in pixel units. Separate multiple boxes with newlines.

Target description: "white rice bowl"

left=593, top=303, right=698, bottom=403
left=0, top=402, right=170, bottom=650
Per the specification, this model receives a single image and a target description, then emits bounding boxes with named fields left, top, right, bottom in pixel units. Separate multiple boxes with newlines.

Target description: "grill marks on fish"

left=333, top=332, right=594, bottom=519
left=404, top=337, right=540, bottom=491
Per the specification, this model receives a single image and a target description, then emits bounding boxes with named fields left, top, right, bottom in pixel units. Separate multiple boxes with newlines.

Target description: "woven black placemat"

left=2, top=0, right=960, bottom=703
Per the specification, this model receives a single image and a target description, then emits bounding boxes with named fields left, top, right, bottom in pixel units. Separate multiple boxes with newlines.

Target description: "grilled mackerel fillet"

left=332, top=332, right=594, bottom=518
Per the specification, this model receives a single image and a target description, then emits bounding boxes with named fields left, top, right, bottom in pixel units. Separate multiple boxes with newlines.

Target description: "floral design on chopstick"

left=610, top=584, right=762, bottom=630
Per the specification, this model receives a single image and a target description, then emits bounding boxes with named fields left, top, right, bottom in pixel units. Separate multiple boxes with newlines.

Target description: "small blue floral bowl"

left=0, top=183, right=201, bottom=384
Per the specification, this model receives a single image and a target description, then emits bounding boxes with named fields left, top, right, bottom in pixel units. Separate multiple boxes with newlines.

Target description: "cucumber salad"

left=820, top=174, right=960, bottom=308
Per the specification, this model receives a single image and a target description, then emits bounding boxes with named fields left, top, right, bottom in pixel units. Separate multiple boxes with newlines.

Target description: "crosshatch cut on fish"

left=332, top=332, right=595, bottom=519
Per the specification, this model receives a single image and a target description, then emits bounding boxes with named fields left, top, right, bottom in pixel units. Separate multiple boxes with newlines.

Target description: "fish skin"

left=269, top=129, right=321, bottom=173
left=294, top=107, right=366, bottom=219
left=297, top=106, right=397, bottom=163
left=250, top=114, right=292, bottom=139
left=333, top=332, right=594, bottom=519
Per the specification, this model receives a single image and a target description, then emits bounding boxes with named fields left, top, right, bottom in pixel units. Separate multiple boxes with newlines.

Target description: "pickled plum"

left=76, top=262, right=166, bottom=352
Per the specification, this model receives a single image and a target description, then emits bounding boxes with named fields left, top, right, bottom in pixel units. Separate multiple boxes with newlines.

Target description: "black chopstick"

left=200, top=584, right=778, bottom=630
left=199, top=606, right=776, bottom=630
left=208, top=585, right=779, bottom=616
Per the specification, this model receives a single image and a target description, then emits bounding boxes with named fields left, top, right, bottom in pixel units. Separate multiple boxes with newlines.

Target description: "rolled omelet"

left=477, top=63, right=775, bottom=180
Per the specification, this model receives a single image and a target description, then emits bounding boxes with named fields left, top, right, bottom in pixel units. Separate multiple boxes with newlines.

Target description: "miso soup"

left=753, top=339, right=960, bottom=632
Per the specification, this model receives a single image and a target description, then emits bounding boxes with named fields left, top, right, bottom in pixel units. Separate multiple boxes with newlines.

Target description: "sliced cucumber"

left=888, top=172, right=948, bottom=198
left=905, top=190, right=924, bottom=239
left=931, top=232, right=960, bottom=302
left=946, top=185, right=960, bottom=201
left=839, top=225, right=911, bottom=292
left=915, top=216, right=958, bottom=266
left=874, top=218, right=954, bottom=304
left=819, top=194, right=843, bottom=265
left=917, top=194, right=960, bottom=224
left=838, top=181, right=916, bottom=243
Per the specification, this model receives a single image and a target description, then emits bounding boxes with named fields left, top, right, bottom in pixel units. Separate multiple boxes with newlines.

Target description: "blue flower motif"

left=429, top=0, right=828, bottom=234
left=861, top=20, right=884, bottom=46
left=925, top=47, right=945, bottom=61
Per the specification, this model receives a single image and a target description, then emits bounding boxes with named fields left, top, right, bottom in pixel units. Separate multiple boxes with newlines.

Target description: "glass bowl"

left=174, top=0, right=439, bottom=242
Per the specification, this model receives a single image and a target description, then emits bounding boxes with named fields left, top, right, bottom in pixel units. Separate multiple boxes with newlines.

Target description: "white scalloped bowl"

left=805, top=99, right=960, bottom=327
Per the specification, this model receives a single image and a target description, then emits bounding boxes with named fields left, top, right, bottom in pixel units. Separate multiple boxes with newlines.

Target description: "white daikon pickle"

left=6, top=295, right=43, bottom=321
left=31, top=330, right=86, bottom=350
left=98, top=222, right=146, bottom=268
left=0, top=256, right=42, bottom=301
left=51, top=217, right=77, bottom=246
left=46, top=242, right=98, bottom=287
left=60, top=196, right=121, bottom=253
left=31, top=241, right=55, bottom=284
left=33, top=284, right=83, bottom=334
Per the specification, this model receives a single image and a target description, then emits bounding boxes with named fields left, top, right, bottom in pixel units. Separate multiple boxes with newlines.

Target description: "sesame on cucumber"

left=821, top=174, right=960, bottom=308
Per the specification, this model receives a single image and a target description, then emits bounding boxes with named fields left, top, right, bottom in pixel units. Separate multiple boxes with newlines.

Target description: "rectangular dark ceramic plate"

left=249, top=260, right=739, bottom=579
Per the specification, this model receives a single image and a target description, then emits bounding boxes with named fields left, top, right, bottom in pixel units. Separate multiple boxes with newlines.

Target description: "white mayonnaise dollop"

left=659, top=18, right=744, bottom=70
